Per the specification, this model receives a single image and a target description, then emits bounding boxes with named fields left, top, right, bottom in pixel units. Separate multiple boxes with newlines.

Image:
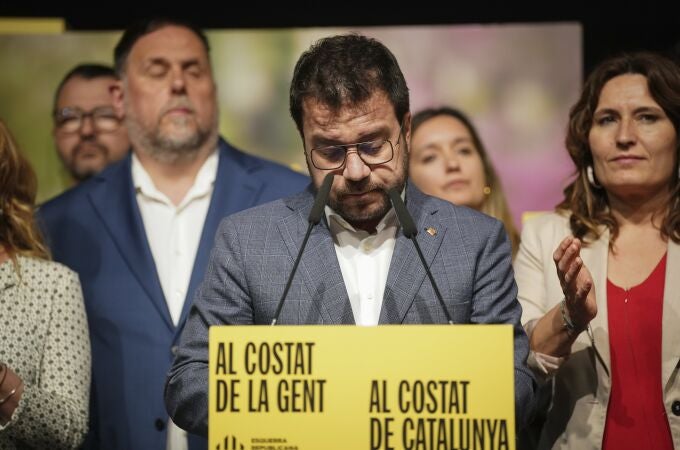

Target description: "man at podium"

left=165, top=33, right=535, bottom=435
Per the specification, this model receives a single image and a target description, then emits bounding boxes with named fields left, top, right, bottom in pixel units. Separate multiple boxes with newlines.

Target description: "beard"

left=323, top=148, right=409, bottom=230
left=329, top=180, right=393, bottom=227
left=125, top=97, right=218, bottom=164
left=67, top=140, right=110, bottom=181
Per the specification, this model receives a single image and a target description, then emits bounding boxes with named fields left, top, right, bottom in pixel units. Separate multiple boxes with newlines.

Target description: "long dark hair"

left=559, top=51, right=680, bottom=244
left=411, top=107, right=519, bottom=255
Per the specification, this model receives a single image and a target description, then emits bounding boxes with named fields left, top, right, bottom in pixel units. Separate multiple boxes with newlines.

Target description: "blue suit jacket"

left=165, top=182, right=535, bottom=435
left=37, top=138, right=309, bottom=450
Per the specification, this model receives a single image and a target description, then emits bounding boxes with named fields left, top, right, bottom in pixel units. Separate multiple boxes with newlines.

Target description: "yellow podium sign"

left=209, top=325, right=514, bottom=450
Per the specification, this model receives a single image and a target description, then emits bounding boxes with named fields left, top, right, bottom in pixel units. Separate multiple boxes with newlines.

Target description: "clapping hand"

left=553, top=236, right=597, bottom=330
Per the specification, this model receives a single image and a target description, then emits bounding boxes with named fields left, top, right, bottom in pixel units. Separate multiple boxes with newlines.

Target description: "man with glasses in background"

left=39, top=18, right=308, bottom=450
left=53, top=64, right=130, bottom=183
left=165, top=33, right=535, bottom=436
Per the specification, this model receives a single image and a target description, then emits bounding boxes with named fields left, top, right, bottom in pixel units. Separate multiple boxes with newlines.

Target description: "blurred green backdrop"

left=0, top=23, right=581, bottom=227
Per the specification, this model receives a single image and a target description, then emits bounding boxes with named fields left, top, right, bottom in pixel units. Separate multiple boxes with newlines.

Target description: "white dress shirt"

left=131, top=150, right=218, bottom=450
left=326, top=205, right=399, bottom=326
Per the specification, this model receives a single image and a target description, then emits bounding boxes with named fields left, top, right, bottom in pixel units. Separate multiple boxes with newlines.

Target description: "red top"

left=603, top=253, right=673, bottom=450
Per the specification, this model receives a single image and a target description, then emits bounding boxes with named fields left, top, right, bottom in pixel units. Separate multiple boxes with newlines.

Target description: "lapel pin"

left=425, top=227, right=437, bottom=236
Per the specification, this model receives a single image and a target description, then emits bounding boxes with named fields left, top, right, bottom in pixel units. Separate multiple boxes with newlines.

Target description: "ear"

left=402, top=111, right=412, bottom=150
left=110, top=79, right=125, bottom=117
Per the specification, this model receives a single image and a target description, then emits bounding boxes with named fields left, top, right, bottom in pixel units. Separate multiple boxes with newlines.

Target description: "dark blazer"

left=165, top=182, right=535, bottom=435
left=37, top=138, right=309, bottom=450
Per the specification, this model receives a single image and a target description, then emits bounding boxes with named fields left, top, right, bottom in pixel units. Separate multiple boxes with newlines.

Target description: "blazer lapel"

left=278, top=188, right=354, bottom=325
left=662, top=240, right=680, bottom=391
left=87, top=157, right=174, bottom=332
left=583, top=230, right=680, bottom=390
left=581, top=229, right=611, bottom=377
left=179, top=141, right=263, bottom=328
left=380, top=184, right=446, bottom=324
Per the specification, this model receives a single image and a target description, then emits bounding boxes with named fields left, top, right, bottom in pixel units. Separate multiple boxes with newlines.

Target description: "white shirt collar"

left=324, top=187, right=405, bottom=326
left=131, top=149, right=219, bottom=209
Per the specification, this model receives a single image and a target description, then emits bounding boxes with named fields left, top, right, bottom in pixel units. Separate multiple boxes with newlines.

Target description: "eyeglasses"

left=54, top=106, right=121, bottom=134
left=309, top=123, right=403, bottom=170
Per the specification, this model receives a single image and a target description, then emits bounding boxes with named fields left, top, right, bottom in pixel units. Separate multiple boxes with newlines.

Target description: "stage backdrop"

left=0, top=22, right=581, bottom=228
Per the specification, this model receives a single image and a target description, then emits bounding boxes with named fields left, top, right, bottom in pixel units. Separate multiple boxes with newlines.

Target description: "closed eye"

left=315, top=146, right=346, bottom=162
left=147, top=62, right=169, bottom=78
left=184, top=62, right=204, bottom=77
left=358, top=140, right=386, bottom=156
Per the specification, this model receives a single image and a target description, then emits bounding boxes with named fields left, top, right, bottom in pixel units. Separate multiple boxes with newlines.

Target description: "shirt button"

left=155, top=418, right=165, bottom=431
left=672, top=400, right=680, bottom=416
left=171, top=346, right=179, bottom=356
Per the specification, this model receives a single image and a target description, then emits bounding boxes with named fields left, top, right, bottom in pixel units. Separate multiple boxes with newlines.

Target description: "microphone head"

left=388, top=188, right=417, bottom=238
left=308, top=173, right=334, bottom=224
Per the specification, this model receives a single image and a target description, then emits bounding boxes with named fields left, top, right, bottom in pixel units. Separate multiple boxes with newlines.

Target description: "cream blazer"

left=514, top=212, right=680, bottom=449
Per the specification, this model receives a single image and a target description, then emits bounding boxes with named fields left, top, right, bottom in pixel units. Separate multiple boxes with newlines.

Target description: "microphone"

left=271, top=173, right=333, bottom=325
left=387, top=188, right=454, bottom=324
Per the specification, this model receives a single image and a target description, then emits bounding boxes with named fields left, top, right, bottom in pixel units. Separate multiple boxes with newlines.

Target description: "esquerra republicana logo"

left=215, top=434, right=245, bottom=450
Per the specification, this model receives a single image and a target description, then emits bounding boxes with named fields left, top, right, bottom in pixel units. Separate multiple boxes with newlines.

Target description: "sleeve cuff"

left=524, top=319, right=567, bottom=381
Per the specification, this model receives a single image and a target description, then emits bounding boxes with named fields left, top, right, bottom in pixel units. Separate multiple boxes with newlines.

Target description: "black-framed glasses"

left=54, top=106, right=121, bottom=134
left=309, top=123, right=404, bottom=170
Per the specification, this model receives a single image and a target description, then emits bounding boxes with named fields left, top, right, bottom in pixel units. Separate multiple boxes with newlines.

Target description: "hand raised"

left=552, top=236, right=597, bottom=328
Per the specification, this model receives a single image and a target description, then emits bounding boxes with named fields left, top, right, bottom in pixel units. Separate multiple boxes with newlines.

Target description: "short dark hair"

left=289, top=33, right=410, bottom=136
left=113, top=17, right=210, bottom=77
left=53, top=63, right=117, bottom=113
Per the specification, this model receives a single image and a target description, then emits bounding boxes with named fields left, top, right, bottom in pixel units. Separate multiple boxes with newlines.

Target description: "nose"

left=79, top=115, right=95, bottom=137
left=444, top=152, right=461, bottom=171
left=342, top=150, right=371, bottom=181
left=615, top=117, right=636, bottom=149
left=170, top=68, right=187, bottom=94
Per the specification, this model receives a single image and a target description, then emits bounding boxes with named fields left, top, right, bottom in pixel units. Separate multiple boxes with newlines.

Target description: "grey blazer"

left=165, top=182, right=535, bottom=435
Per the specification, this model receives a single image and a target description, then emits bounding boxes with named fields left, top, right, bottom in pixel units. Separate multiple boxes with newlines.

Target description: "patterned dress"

left=0, top=256, right=90, bottom=449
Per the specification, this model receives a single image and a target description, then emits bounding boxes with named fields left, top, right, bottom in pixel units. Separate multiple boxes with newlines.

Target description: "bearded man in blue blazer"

left=38, top=18, right=308, bottom=450
left=165, top=33, right=535, bottom=436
